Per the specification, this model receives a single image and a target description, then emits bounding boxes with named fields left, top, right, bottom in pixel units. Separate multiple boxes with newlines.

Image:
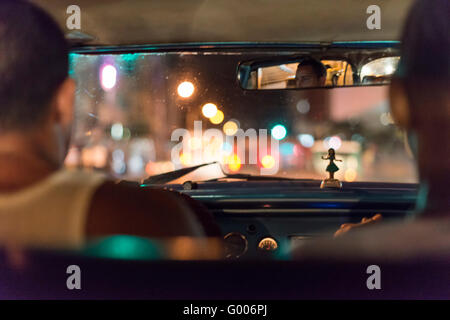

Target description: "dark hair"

left=296, top=58, right=327, bottom=78
left=396, top=0, right=449, bottom=81
left=0, top=0, right=68, bottom=131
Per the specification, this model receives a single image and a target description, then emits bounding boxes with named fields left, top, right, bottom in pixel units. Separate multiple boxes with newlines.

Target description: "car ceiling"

left=33, top=0, right=414, bottom=46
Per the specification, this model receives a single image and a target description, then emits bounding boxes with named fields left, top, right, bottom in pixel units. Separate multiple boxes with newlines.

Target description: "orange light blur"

left=210, top=110, right=224, bottom=124
left=227, top=154, right=241, bottom=172
left=145, top=161, right=153, bottom=175
left=344, top=168, right=357, bottom=182
left=180, top=152, right=192, bottom=166
left=223, top=120, right=238, bottom=136
left=146, top=161, right=175, bottom=176
left=261, top=155, right=275, bottom=169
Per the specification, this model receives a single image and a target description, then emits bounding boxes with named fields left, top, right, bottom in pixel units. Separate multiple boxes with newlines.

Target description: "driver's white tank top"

left=0, top=169, right=106, bottom=249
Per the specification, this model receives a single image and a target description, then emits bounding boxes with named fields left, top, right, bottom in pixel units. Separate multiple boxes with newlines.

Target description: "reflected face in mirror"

left=295, top=63, right=326, bottom=88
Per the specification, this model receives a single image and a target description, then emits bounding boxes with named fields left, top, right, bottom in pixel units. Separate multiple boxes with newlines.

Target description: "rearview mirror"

left=238, top=56, right=400, bottom=90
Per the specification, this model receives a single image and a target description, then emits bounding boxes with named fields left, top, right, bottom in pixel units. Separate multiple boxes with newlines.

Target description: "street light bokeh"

left=202, top=103, right=218, bottom=118
left=177, top=81, right=195, bottom=98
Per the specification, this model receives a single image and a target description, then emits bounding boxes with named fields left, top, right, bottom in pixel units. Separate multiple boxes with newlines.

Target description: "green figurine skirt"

left=326, top=162, right=339, bottom=173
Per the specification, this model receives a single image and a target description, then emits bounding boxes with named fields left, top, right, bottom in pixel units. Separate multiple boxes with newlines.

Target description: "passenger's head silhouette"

left=389, top=0, right=449, bottom=216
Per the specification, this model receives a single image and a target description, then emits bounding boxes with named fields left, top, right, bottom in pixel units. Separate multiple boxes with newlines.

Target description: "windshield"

left=67, top=50, right=417, bottom=183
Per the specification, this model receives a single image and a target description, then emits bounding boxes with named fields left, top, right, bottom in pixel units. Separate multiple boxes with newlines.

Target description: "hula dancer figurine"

left=320, top=148, right=343, bottom=188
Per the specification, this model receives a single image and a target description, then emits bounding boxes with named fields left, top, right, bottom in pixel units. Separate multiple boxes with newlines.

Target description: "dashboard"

left=168, top=180, right=418, bottom=259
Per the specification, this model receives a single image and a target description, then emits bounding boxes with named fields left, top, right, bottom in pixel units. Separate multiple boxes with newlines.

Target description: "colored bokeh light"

left=227, top=154, right=241, bottom=172
left=298, top=134, right=315, bottom=148
left=223, top=120, right=239, bottom=136
left=280, top=143, right=295, bottom=156
left=179, top=152, right=192, bottom=166
left=345, top=168, right=357, bottom=182
left=177, top=81, right=195, bottom=98
left=202, top=103, right=218, bottom=118
left=221, top=142, right=233, bottom=155
left=210, top=110, right=224, bottom=124
left=324, top=136, right=342, bottom=150
left=100, top=64, right=117, bottom=91
left=271, top=124, right=287, bottom=140
left=111, top=123, right=124, bottom=140
left=261, top=155, right=276, bottom=169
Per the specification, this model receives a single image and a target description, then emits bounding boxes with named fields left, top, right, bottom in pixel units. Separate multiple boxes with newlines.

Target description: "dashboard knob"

left=223, top=232, right=248, bottom=259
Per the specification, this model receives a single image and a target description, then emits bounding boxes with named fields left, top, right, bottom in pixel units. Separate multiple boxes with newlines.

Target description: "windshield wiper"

left=141, top=161, right=310, bottom=186
left=206, top=173, right=297, bottom=182
left=141, top=162, right=218, bottom=185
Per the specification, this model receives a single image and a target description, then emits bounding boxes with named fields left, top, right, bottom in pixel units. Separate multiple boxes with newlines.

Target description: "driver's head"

left=0, top=0, right=74, bottom=165
left=295, top=58, right=327, bottom=88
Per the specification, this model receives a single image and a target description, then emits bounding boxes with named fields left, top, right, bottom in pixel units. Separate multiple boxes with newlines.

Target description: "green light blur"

left=82, top=235, right=164, bottom=260
left=119, top=53, right=141, bottom=74
left=119, top=53, right=139, bottom=64
left=68, top=53, right=78, bottom=77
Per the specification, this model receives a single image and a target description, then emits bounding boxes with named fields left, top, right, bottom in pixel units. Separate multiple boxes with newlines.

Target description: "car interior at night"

left=0, top=0, right=448, bottom=300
